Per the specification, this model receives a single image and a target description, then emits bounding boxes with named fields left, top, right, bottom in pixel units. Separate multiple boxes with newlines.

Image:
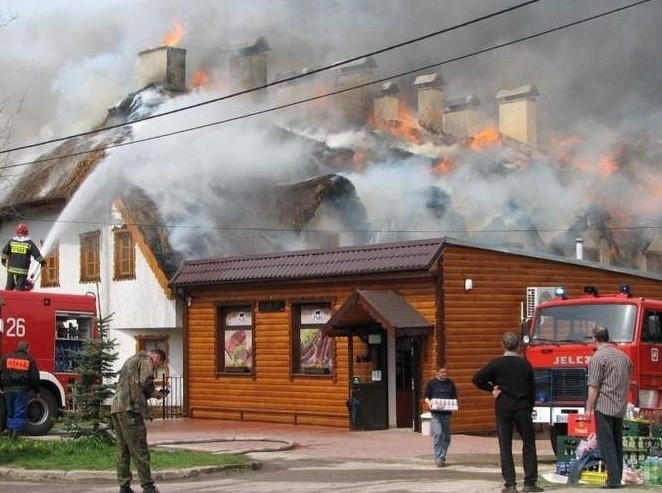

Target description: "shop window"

left=292, top=303, right=334, bottom=375
left=80, top=231, right=100, bottom=283
left=113, top=228, right=135, bottom=280
left=40, top=244, right=60, bottom=288
left=217, top=306, right=253, bottom=374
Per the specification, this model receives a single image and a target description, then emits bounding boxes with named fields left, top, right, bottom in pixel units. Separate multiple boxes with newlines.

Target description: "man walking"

left=424, top=366, right=458, bottom=467
left=110, top=349, right=168, bottom=493
left=0, top=340, right=40, bottom=439
left=472, top=332, right=543, bottom=493
left=1, top=223, right=45, bottom=290
left=585, top=324, right=632, bottom=489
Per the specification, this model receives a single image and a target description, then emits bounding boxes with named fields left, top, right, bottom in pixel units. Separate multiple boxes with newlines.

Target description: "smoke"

left=1, top=0, right=660, bottom=266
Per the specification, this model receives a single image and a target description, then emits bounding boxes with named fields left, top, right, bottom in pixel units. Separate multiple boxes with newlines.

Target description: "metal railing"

left=148, top=375, right=184, bottom=419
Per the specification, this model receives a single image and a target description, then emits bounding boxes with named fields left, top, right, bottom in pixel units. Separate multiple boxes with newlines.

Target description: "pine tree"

left=65, top=313, right=119, bottom=443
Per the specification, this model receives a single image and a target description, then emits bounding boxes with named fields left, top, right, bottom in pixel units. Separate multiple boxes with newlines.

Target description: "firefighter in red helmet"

left=1, top=223, right=45, bottom=290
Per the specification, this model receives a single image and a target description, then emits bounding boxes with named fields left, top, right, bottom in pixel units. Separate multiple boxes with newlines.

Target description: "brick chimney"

left=373, top=81, right=401, bottom=125
left=229, top=36, right=270, bottom=102
left=444, top=95, right=480, bottom=139
left=136, top=46, right=186, bottom=92
left=334, top=57, right=377, bottom=126
left=495, top=85, right=539, bottom=147
left=414, top=73, right=445, bottom=133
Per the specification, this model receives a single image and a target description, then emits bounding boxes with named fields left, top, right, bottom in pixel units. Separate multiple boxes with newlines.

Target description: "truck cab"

left=0, top=290, right=97, bottom=435
left=522, top=285, right=662, bottom=452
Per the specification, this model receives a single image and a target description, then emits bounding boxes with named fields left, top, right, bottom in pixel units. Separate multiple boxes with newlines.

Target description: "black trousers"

left=5, top=273, right=28, bottom=290
left=595, top=410, right=624, bottom=487
left=496, top=408, right=539, bottom=488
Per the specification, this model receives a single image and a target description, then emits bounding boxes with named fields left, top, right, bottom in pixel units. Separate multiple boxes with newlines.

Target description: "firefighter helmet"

left=16, top=223, right=28, bottom=236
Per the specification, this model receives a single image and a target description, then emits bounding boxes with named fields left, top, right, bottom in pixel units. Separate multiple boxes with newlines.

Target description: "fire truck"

left=521, top=284, right=662, bottom=453
left=0, top=290, right=97, bottom=435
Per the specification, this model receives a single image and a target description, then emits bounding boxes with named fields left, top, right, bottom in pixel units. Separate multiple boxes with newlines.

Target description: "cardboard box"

left=568, top=414, right=596, bottom=438
left=429, top=398, right=458, bottom=411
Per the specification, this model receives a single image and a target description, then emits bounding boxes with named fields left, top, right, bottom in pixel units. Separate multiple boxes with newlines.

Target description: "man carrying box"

left=424, top=366, right=458, bottom=468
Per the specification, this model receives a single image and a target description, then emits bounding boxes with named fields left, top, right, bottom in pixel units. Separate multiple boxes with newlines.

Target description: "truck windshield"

left=531, top=303, right=637, bottom=343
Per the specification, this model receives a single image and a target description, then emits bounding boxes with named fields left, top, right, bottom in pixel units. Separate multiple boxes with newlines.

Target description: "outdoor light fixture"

left=464, top=278, right=473, bottom=291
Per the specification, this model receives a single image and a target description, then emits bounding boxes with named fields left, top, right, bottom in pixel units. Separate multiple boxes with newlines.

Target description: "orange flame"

left=191, top=68, right=209, bottom=89
left=469, top=127, right=500, bottom=151
left=352, top=150, right=366, bottom=172
left=369, top=102, right=421, bottom=143
left=599, top=153, right=618, bottom=176
left=162, top=21, right=185, bottom=47
left=431, top=156, right=454, bottom=175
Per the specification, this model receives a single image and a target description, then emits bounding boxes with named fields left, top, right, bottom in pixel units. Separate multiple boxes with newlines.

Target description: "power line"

left=3, top=0, right=657, bottom=170
left=0, top=0, right=544, bottom=156
left=15, top=216, right=662, bottom=235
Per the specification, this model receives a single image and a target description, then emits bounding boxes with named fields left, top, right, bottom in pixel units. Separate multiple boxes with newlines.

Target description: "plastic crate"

left=568, top=414, right=596, bottom=438
left=579, top=471, right=607, bottom=485
left=623, top=419, right=651, bottom=437
left=556, top=435, right=581, bottom=461
left=555, top=460, right=571, bottom=476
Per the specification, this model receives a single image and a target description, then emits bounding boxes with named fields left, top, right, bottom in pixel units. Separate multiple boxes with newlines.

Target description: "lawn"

left=0, top=436, right=245, bottom=471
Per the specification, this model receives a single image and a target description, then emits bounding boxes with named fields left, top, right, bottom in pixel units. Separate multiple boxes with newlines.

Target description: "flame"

left=369, top=102, right=421, bottom=144
left=191, top=68, right=209, bottom=89
left=431, top=156, right=454, bottom=175
left=162, top=21, right=185, bottom=47
left=352, top=150, right=366, bottom=172
left=599, top=153, right=618, bottom=176
left=469, top=126, right=500, bottom=151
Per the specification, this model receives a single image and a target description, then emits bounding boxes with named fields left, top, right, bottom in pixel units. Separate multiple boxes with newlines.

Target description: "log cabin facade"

left=170, top=237, right=662, bottom=433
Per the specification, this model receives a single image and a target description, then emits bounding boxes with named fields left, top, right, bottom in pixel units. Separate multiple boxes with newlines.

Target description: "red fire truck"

left=521, top=284, right=662, bottom=452
left=0, top=290, right=97, bottom=435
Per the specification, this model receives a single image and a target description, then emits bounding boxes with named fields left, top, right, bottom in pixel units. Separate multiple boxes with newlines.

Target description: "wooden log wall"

left=186, top=277, right=439, bottom=428
left=441, top=244, right=662, bottom=433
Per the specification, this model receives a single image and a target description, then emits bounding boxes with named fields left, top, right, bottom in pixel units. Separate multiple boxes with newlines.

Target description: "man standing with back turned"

left=585, top=324, right=632, bottom=489
left=110, top=348, right=168, bottom=493
left=472, top=332, right=543, bottom=493
left=0, top=340, right=40, bottom=439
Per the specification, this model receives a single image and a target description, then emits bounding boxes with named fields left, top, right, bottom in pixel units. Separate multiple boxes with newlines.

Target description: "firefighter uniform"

left=0, top=342, right=40, bottom=438
left=1, top=234, right=45, bottom=291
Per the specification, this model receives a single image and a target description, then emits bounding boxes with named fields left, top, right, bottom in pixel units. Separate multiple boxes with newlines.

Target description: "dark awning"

left=323, top=289, right=433, bottom=337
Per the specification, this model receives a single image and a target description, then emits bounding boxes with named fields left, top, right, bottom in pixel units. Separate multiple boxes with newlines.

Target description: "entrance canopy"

left=323, top=290, right=433, bottom=337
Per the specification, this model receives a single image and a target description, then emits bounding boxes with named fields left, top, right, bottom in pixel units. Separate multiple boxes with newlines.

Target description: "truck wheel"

left=550, top=422, right=568, bottom=456
left=24, top=388, right=58, bottom=436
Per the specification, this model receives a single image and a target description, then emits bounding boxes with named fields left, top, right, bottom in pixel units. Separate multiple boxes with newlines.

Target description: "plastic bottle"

left=644, top=455, right=657, bottom=484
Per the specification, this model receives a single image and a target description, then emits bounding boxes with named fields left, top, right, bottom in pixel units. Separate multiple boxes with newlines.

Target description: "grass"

left=0, top=436, right=245, bottom=471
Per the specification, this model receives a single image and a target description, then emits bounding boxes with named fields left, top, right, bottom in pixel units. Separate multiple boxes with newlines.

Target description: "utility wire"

left=0, top=0, right=544, bottom=155
left=19, top=216, right=662, bottom=234
left=3, top=0, right=656, bottom=170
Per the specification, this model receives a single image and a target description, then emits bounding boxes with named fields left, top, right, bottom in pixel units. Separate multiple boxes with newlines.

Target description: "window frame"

left=291, top=302, right=334, bottom=377
left=216, top=303, right=255, bottom=376
left=113, top=228, right=135, bottom=280
left=80, top=231, right=101, bottom=283
left=40, top=244, right=60, bottom=288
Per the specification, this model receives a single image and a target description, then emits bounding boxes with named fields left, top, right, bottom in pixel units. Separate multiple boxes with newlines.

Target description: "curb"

left=0, top=461, right=262, bottom=483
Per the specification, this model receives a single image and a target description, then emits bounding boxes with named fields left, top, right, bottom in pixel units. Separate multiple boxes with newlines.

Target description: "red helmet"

left=16, top=223, right=28, bottom=236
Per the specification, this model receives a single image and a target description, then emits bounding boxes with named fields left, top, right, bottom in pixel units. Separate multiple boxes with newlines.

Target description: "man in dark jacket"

left=1, top=223, right=45, bottom=291
left=472, top=332, right=543, bottom=493
left=424, top=366, right=458, bottom=467
left=0, top=340, right=40, bottom=439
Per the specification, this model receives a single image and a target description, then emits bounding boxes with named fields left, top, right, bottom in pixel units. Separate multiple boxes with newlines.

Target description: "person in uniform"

left=1, top=223, right=45, bottom=290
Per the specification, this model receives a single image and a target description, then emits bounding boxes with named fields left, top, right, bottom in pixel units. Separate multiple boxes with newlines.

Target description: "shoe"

left=501, top=486, right=517, bottom=493
left=522, top=485, right=544, bottom=492
left=435, top=459, right=446, bottom=468
left=119, top=486, right=135, bottom=493
left=600, top=485, right=623, bottom=489
left=142, top=486, right=160, bottom=493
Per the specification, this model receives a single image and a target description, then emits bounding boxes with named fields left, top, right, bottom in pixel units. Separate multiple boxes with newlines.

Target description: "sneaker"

left=501, top=486, right=517, bottom=493
left=119, top=486, right=135, bottom=493
left=435, top=459, right=446, bottom=468
left=142, top=486, right=160, bottom=493
left=522, top=485, right=544, bottom=492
